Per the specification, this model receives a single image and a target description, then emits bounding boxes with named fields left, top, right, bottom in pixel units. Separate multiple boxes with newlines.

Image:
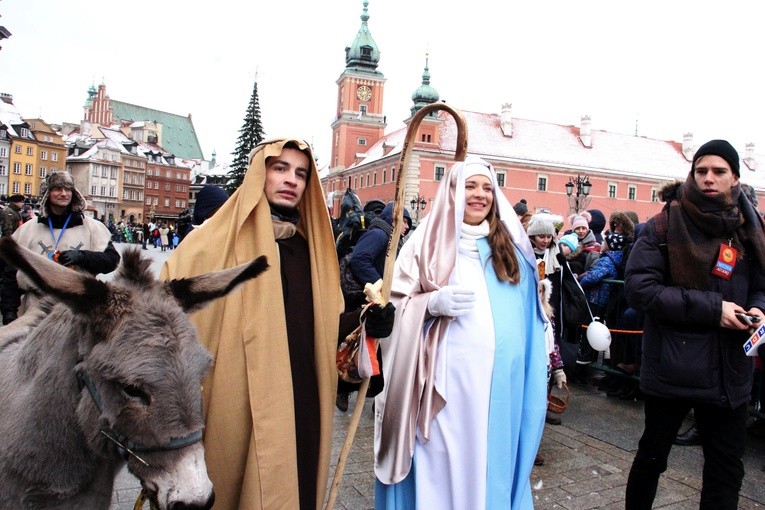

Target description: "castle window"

left=537, top=175, right=548, bottom=192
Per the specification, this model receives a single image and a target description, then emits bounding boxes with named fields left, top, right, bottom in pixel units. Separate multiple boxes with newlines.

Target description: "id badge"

left=46, top=249, right=61, bottom=264
left=711, top=243, right=737, bottom=280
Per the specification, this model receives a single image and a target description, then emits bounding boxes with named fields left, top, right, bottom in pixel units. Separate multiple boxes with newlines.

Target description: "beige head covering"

left=161, top=138, right=343, bottom=509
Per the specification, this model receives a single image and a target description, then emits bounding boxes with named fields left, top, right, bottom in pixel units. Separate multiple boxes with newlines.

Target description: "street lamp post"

left=565, top=175, right=592, bottom=214
left=410, top=194, right=427, bottom=222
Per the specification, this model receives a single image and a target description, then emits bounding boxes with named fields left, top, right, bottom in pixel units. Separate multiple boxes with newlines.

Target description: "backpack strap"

left=651, top=209, right=669, bottom=257
left=648, top=209, right=672, bottom=286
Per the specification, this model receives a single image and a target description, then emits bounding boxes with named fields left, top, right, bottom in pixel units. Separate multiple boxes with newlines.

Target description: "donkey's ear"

left=0, top=237, right=109, bottom=313
left=164, top=255, right=269, bottom=312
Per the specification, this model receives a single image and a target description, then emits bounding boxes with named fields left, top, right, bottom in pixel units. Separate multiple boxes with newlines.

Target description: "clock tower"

left=330, top=0, right=387, bottom=171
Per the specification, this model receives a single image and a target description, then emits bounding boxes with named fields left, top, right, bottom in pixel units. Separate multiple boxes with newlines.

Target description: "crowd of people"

left=1, top=138, right=764, bottom=509
left=334, top=138, right=764, bottom=510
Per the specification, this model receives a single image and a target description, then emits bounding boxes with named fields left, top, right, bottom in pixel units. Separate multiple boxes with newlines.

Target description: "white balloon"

left=587, top=321, right=612, bottom=351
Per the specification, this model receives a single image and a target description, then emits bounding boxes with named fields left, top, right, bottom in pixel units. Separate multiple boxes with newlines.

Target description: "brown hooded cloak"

left=161, top=139, right=344, bottom=509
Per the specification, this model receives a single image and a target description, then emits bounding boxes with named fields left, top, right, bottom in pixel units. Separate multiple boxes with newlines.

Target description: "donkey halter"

left=76, top=370, right=203, bottom=467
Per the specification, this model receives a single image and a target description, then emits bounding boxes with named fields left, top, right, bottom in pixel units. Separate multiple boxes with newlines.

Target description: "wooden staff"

left=325, top=102, right=468, bottom=509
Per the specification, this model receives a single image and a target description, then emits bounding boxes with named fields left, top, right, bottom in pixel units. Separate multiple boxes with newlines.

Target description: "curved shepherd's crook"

left=325, top=102, right=468, bottom=509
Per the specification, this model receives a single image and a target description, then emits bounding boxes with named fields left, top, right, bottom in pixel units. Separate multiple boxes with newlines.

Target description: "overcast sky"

left=1, top=0, right=763, bottom=169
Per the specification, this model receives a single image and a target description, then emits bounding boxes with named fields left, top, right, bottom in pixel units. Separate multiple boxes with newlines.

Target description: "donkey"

left=0, top=237, right=268, bottom=509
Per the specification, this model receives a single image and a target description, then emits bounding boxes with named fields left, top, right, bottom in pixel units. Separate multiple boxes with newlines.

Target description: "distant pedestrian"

left=1, top=194, right=24, bottom=239
left=158, top=223, right=169, bottom=251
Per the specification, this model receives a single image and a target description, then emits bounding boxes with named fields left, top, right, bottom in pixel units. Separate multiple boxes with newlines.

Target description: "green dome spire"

left=410, top=52, right=440, bottom=116
left=84, top=83, right=97, bottom=109
left=344, top=0, right=382, bottom=75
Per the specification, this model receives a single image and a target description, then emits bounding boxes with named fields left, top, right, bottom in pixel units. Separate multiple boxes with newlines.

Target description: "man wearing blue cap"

left=624, top=139, right=765, bottom=509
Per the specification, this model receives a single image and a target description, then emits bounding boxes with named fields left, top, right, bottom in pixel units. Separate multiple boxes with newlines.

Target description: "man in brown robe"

left=162, top=139, right=392, bottom=509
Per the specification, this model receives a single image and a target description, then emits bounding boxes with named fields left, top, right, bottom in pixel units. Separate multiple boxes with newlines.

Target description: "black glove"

left=363, top=302, right=396, bottom=338
left=2, top=311, right=17, bottom=325
left=58, top=250, right=85, bottom=267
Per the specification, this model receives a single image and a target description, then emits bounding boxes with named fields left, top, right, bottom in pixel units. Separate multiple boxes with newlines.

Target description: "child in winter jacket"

left=578, top=232, right=628, bottom=317
left=567, top=211, right=600, bottom=273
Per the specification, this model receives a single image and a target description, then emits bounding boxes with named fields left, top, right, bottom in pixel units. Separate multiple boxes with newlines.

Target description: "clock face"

left=356, top=85, right=372, bottom=101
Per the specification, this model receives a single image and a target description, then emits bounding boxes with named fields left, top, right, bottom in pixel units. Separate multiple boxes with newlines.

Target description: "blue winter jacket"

left=350, top=203, right=411, bottom=285
left=579, top=250, right=623, bottom=309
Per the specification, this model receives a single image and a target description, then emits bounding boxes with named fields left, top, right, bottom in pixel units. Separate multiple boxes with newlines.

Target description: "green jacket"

left=1, top=203, right=22, bottom=238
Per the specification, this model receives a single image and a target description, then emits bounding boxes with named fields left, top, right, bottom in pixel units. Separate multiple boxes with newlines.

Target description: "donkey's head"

left=0, top=238, right=268, bottom=510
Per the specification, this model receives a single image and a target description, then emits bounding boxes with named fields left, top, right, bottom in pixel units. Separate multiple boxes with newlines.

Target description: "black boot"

left=545, top=410, right=562, bottom=425
left=335, top=392, right=349, bottom=413
left=607, top=381, right=628, bottom=397
left=674, top=425, right=702, bottom=446
left=576, top=340, right=596, bottom=365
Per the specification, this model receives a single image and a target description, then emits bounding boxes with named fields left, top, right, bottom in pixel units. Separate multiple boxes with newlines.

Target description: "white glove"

left=552, top=369, right=567, bottom=389
left=427, top=285, right=476, bottom=317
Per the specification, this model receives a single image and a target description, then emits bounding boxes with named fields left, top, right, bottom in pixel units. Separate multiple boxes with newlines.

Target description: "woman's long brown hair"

left=485, top=202, right=520, bottom=283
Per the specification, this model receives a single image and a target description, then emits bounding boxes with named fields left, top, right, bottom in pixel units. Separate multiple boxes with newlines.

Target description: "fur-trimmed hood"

left=608, top=211, right=636, bottom=241
left=658, top=181, right=683, bottom=204
left=538, top=278, right=554, bottom=319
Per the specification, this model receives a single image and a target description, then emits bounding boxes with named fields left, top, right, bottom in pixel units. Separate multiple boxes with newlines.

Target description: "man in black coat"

left=624, top=140, right=765, bottom=509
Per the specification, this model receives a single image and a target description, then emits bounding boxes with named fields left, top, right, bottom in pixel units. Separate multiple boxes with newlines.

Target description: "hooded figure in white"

left=374, top=156, right=548, bottom=509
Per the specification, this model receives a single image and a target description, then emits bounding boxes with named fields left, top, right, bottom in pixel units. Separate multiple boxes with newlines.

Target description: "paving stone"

left=99, top=247, right=765, bottom=510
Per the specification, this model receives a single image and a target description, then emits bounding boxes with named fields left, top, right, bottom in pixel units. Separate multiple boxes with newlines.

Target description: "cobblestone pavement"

left=111, top=244, right=765, bottom=509
left=113, top=383, right=765, bottom=509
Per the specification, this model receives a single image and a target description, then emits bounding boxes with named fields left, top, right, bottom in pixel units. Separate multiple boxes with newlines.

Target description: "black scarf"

left=667, top=173, right=765, bottom=290
left=270, top=203, right=300, bottom=225
left=38, top=209, right=84, bottom=229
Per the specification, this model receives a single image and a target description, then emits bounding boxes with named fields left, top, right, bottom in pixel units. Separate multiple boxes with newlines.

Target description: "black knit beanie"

left=692, top=139, right=740, bottom=177
left=193, top=185, right=229, bottom=225
left=513, top=199, right=528, bottom=215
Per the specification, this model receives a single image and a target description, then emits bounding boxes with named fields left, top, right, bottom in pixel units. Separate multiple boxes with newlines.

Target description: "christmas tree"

left=226, top=79, right=265, bottom=193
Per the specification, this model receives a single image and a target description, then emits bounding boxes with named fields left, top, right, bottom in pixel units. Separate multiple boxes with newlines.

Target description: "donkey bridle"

left=76, top=370, right=203, bottom=467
